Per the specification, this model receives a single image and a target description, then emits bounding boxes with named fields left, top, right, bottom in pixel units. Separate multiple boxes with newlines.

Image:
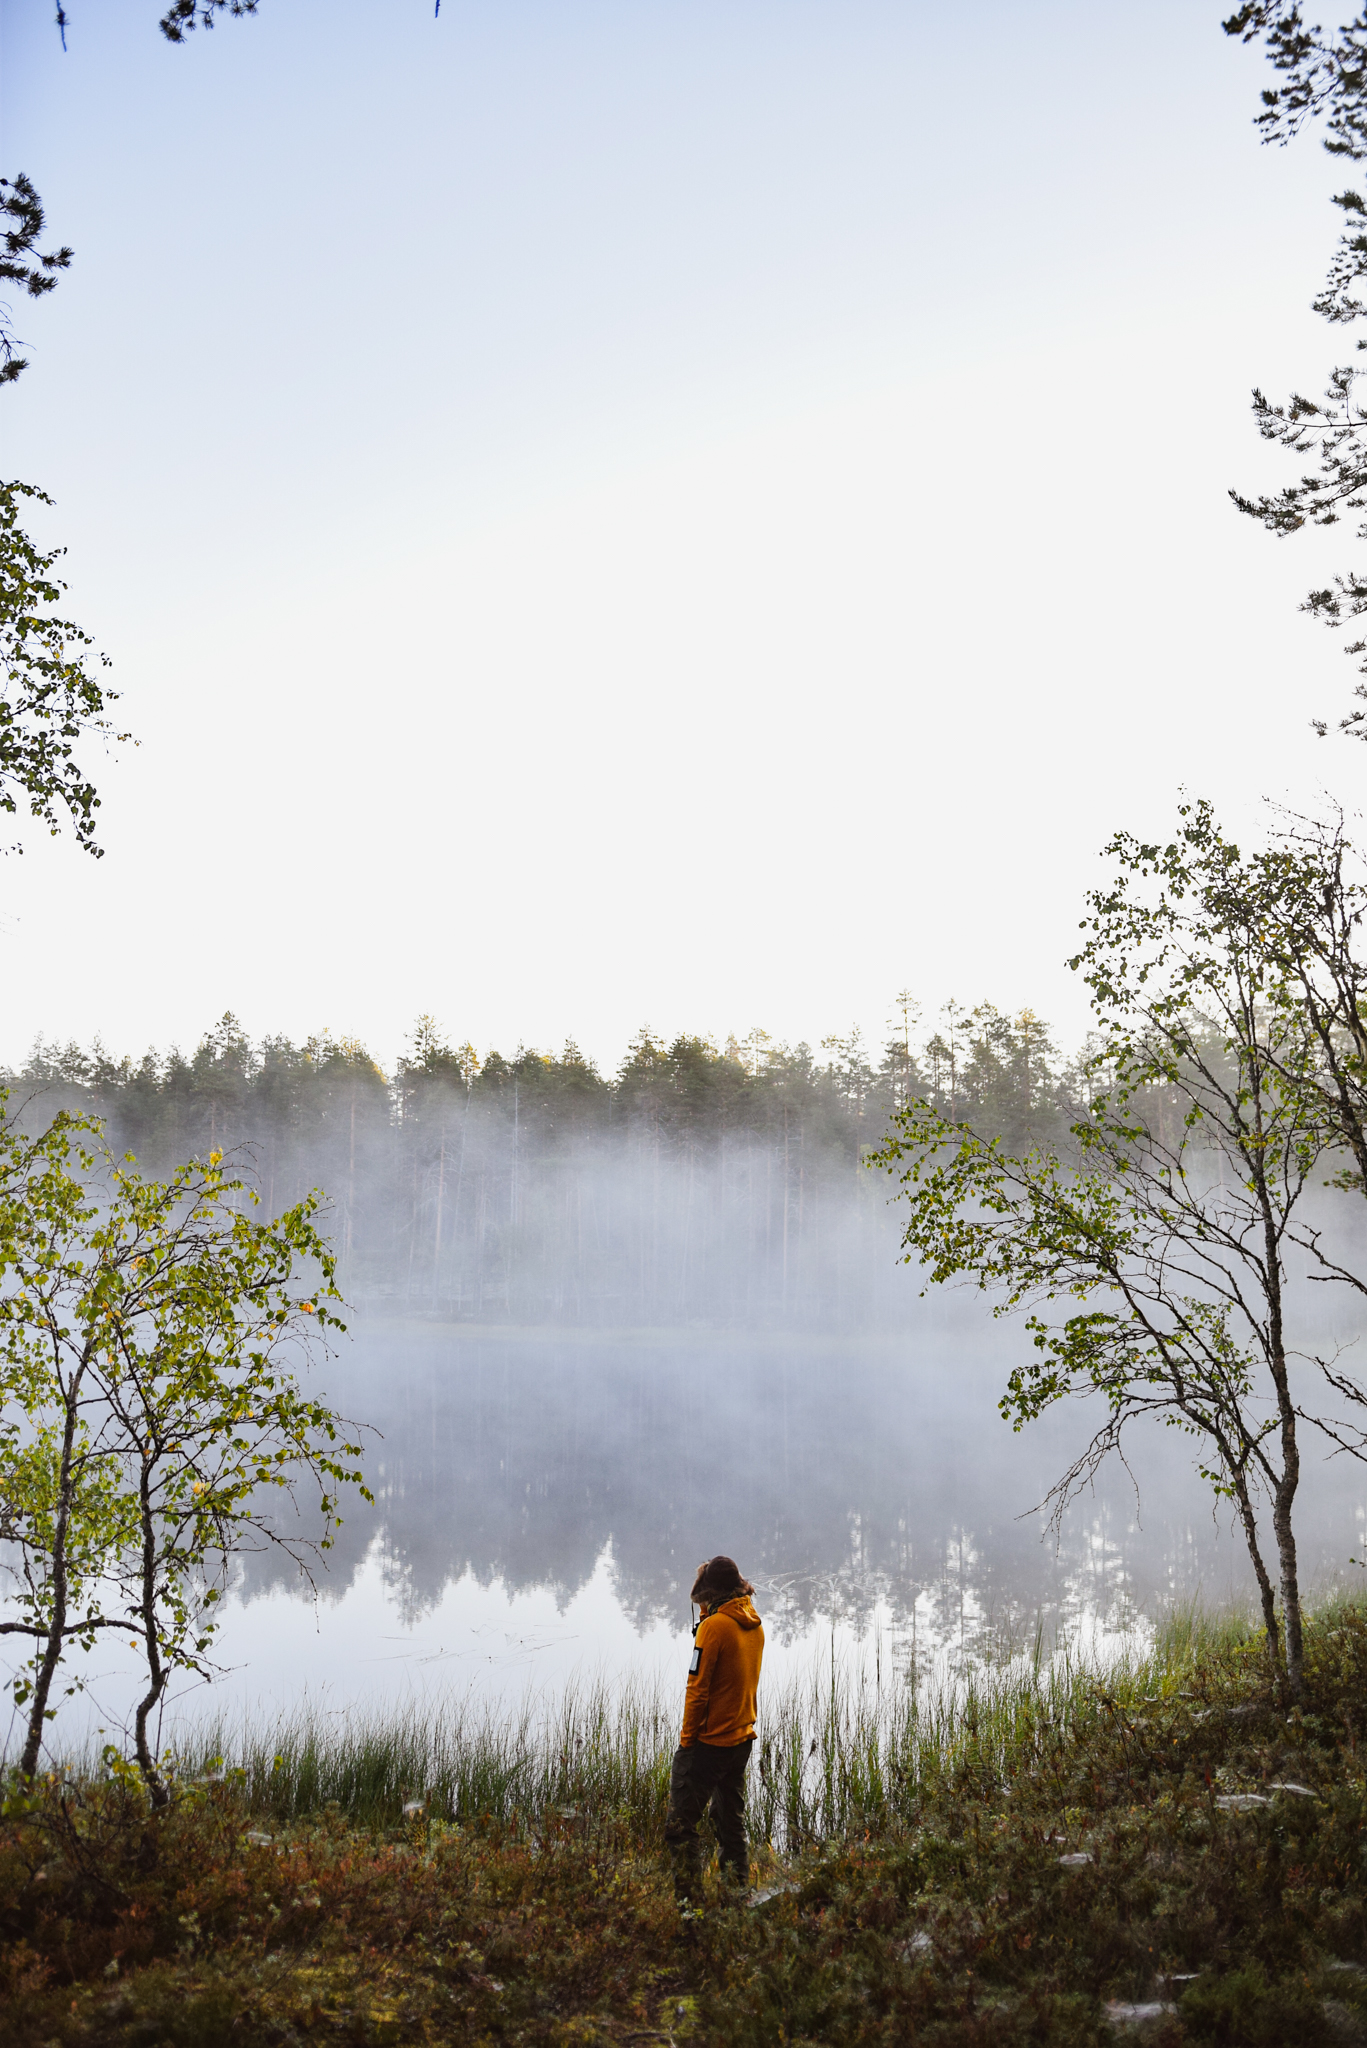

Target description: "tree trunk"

left=132, top=1456, right=169, bottom=1806
left=1229, top=1459, right=1282, bottom=1678
left=1272, top=1450, right=1303, bottom=1692
left=19, top=1363, right=84, bottom=1779
left=1258, top=1124, right=1303, bottom=1692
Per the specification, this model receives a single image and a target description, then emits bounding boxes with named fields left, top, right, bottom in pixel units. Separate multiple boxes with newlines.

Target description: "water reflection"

left=237, top=1313, right=1367, bottom=1685
left=14, top=1310, right=1367, bottom=1747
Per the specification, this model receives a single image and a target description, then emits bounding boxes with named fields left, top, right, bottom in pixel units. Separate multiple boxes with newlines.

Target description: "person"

left=664, top=1553, right=764, bottom=1902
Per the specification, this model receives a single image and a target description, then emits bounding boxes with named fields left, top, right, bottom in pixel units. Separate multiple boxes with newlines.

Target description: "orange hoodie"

left=680, top=1594, right=764, bottom=1747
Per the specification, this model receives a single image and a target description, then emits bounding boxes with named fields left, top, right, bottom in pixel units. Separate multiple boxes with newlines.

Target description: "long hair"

left=690, top=1555, right=753, bottom=1603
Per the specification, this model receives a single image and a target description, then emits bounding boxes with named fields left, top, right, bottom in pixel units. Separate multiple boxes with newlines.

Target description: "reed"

left=180, top=1670, right=677, bottom=1836
left=170, top=1598, right=1252, bottom=1846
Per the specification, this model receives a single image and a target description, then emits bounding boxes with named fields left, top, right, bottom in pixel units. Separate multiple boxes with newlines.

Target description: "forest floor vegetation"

left=6, top=1604, right=1367, bottom=2044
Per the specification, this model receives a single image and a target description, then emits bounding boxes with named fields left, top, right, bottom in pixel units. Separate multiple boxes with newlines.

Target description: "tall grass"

left=171, top=1599, right=1264, bottom=1849
left=188, top=1673, right=677, bottom=1837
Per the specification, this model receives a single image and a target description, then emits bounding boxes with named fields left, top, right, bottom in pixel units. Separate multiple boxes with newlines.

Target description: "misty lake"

left=22, top=1300, right=1367, bottom=1750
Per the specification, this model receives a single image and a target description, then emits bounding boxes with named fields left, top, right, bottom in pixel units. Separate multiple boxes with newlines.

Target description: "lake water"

left=12, top=1307, right=1367, bottom=1754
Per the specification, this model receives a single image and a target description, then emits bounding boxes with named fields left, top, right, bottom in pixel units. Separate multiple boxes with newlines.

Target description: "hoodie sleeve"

left=680, top=1615, right=722, bottom=1746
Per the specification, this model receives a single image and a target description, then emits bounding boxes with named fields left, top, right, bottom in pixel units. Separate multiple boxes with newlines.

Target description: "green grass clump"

left=187, top=1672, right=679, bottom=1838
left=178, top=1606, right=1220, bottom=1847
left=6, top=1601, right=1367, bottom=2044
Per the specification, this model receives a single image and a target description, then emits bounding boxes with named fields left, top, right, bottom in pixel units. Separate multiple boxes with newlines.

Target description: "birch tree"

left=0, top=1097, right=368, bottom=1794
left=872, top=799, right=1367, bottom=1695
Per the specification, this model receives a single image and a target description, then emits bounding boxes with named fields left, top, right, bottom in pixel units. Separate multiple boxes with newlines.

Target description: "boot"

left=718, top=1850, right=749, bottom=1897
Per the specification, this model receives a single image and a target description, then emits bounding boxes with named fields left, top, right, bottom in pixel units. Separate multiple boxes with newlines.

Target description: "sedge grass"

left=169, top=1597, right=1258, bottom=1848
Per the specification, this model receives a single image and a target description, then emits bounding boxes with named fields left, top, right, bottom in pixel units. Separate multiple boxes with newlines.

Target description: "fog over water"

left=237, top=1312, right=1367, bottom=1680
left=25, top=1305, right=1367, bottom=1748
left=6, top=1023, right=1367, bottom=1745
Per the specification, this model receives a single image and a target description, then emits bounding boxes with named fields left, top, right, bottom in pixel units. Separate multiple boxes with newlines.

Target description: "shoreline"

left=8, top=1601, right=1367, bottom=2042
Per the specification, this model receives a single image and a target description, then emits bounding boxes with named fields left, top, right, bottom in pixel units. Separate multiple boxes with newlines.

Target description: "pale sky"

left=0, top=0, right=1356, bottom=1075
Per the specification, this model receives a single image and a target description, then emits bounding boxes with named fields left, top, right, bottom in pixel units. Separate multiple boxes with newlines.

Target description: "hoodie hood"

left=708, top=1595, right=762, bottom=1630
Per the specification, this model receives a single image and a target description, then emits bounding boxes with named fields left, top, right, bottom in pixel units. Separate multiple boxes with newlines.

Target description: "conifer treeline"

left=7, top=1003, right=1069, bottom=1329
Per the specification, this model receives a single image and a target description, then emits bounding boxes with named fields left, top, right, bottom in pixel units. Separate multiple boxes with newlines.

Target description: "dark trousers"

left=664, top=1738, right=753, bottom=1890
